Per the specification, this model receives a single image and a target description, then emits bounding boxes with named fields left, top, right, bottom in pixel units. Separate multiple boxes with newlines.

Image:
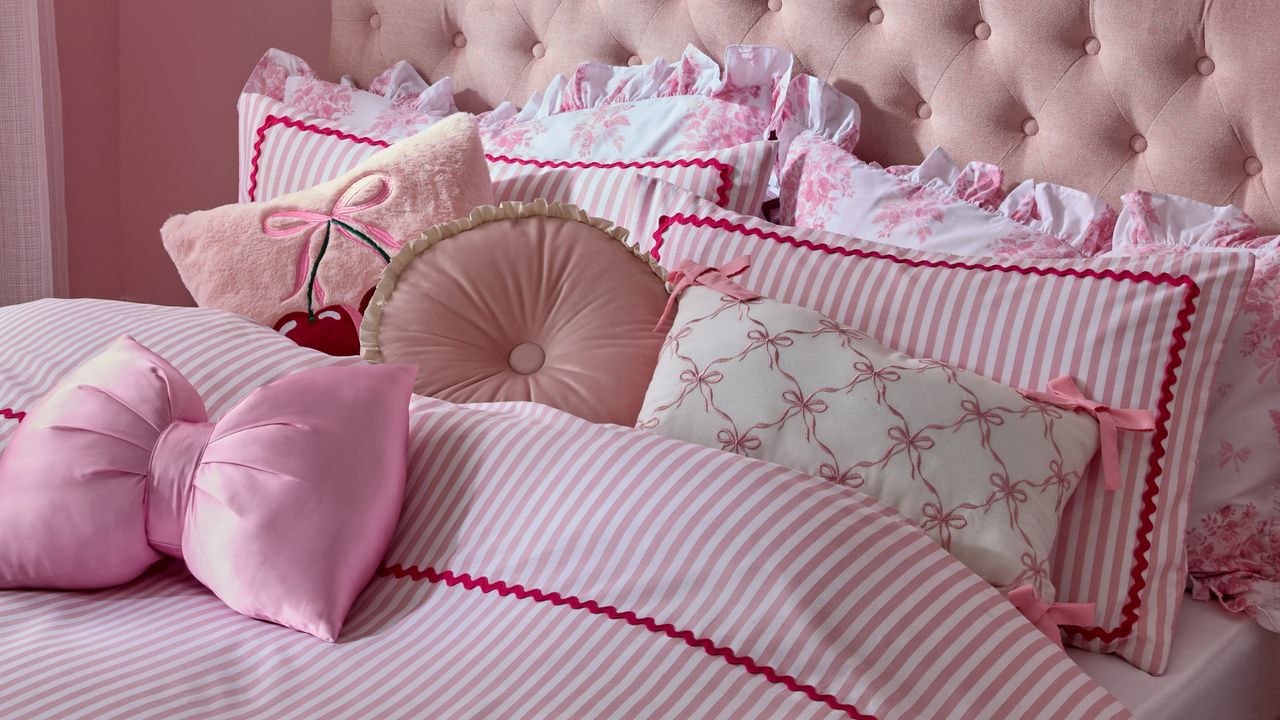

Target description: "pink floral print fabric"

left=779, top=133, right=1115, bottom=257
left=1113, top=190, right=1279, bottom=633
left=639, top=285, right=1100, bottom=598
left=476, top=45, right=860, bottom=171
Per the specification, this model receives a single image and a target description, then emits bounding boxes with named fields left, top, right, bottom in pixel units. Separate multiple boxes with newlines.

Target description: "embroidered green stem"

left=332, top=219, right=391, bottom=262
left=305, top=223, right=332, bottom=321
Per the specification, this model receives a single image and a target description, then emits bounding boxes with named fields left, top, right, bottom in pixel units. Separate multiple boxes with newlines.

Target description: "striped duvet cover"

left=0, top=299, right=1130, bottom=719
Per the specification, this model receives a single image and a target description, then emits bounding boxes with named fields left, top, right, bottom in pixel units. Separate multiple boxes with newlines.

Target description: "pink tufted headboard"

left=331, top=0, right=1280, bottom=231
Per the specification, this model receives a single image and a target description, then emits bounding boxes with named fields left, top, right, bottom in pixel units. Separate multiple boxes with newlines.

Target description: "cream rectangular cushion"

left=639, top=285, right=1100, bottom=598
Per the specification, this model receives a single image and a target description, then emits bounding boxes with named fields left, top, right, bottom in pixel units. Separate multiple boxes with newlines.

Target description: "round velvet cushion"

left=361, top=202, right=671, bottom=426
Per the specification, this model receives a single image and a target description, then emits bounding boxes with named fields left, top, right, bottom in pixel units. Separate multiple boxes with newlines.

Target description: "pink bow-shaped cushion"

left=1019, top=375, right=1156, bottom=491
left=1008, top=585, right=1096, bottom=648
left=0, top=336, right=415, bottom=641
left=656, top=255, right=760, bottom=329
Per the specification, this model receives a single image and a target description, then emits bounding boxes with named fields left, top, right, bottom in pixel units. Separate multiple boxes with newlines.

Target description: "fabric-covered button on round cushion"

left=531, top=42, right=546, bottom=58
left=1245, top=156, right=1263, bottom=176
left=453, top=32, right=466, bottom=48
left=916, top=101, right=931, bottom=119
left=627, top=55, right=642, bottom=66
left=369, top=13, right=381, bottom=29
left=1197, top=57, right=1215, bottom=76
left=1022, top=117, right=1039, bottom=136
left=508, top=342, right=545, bottom=374
left=1083, top=37, right=1100, bottom=55
left=361, top=201, right=671, bottom=426
left=867, top=6, right=884, bottom=24
left=1130, top=134, right=1148, bottom=153
left=973, top=21, right=991, bottom=40
left=767, top=0, right=782, bottom=12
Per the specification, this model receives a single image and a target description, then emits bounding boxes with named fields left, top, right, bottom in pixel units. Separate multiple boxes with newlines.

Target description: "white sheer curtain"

left=0, top=0, right=66, bottom=305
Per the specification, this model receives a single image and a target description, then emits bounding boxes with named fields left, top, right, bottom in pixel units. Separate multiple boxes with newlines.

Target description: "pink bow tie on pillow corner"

left=1008, top=585, right=1095, bottom=649
left=1019, top=375, right=1157, bottom=491
left=0, top=336, right=416, bottom=642
left=655, top=255, right=761, bottom=329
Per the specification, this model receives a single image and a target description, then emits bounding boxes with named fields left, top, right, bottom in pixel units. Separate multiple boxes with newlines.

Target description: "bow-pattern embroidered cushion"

left=638, top=286, right=1100, bottom=597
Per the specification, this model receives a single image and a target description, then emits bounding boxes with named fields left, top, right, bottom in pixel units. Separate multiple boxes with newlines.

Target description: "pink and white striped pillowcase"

left=641, top=180, right=1252, bottom=674
left=237, top=95, right=775, bottom=222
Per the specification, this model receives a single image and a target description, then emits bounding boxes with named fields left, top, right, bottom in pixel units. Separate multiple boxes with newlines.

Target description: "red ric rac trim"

left=247, top=115, right=391, bottom=202
left=379, top=564, right=874, bottom=720
left=485, top=154, right=737, bottom=209
left=247, top=112, right=738, bottom=208
left=0, top=408, right=24, bottom=422
left=650, top=213, right=1200, bottom=645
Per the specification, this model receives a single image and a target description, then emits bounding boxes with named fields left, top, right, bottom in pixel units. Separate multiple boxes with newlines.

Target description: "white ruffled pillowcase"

left=1111, top=191, right=1280, bottom=633
left=778, top=130, right=1118, bottom=257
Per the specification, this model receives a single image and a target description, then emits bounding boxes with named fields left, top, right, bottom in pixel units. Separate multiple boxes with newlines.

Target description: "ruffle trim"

left=360, top=200, right=667, bottom=362
left=1188, top=573, right=1280, bottom=633
left=882, top=146, right=1117, bottom=255
left=477, top=45, right=861, bottom=152
left=242, top=48, right=456, bottom=117
left=1115, top=190, right=1261, bottom=250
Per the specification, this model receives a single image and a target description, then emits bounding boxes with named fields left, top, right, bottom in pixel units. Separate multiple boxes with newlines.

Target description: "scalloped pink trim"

left=487, top=154, right=735, bottom=209
left=379, top=564, right=874, bottom=719
left=247, top=114, right=740, bottom=209
left=650, top=212, right=1200, bottom=644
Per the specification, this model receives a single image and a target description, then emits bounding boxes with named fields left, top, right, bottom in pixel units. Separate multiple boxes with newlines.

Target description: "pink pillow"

left=0, top=336, right=415, bottom=641
left=487, top=141, right=776, bottom=219
left=641, top=281, right=1101, bottom=612
left=779, top=132, right=1118, bottom=257
left=361, top=202, right=670, bottom=426
left=638, top=178, right=1253, bottom=674
left=1112, top=190, right=1279, bottom=632
left=239, top=49, right=457, bottom=202
left=164, top=113, right=493, bottom=356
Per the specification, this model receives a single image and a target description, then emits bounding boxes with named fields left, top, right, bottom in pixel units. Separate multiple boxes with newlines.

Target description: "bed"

left=331, top=4, right=1280, bottom=714
left=3, top=1, right=1280, bottom=718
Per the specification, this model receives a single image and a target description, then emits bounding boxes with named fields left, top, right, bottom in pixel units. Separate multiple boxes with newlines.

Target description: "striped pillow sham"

left=239, top=96, right=775, bottom=223
left=639, top=178, right=1253, bottom=674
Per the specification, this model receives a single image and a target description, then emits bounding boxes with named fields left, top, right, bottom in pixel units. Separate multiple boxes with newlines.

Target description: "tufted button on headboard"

left=331, top=0, right=1280, bottom=231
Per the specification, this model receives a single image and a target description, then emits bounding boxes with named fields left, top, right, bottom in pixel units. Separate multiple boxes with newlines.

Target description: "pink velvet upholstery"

left=330, top=0, right=1280, bottom=233
left=362, top=203, right=670, bottom=426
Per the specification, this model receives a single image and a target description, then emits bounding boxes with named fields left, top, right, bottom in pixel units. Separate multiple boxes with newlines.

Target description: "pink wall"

left=57, top=0, right=331, bottom=305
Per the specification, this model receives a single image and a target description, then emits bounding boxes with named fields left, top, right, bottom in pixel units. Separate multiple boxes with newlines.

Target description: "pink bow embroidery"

left=0, top=336, right=416, bottom=641
left=1007, top=585, right=1095, bottom=648
left=262, top=174, right=401, bottom=319
left=1019, top=375, right=1156, bottom=491
left=656, top=256, right=760, bottom=329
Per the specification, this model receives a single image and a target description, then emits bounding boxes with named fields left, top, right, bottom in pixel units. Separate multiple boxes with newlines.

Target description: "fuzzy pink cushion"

left=162, top=114, right=493, bottom=356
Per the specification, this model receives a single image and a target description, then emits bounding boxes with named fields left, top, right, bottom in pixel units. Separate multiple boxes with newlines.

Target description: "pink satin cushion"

left=363, top=205, right=669, bottom=426
left=0, top=336, right=415, bottom=641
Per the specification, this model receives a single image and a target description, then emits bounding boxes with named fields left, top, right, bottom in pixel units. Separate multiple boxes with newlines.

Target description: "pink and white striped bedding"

left=237, top=93, right=773, bottom=219
left=0, top=299, right=1131, bottom=719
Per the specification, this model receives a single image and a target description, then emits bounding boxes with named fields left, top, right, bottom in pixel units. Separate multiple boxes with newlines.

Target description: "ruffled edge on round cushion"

left=360, top=199, right=668, bottom=362
left=476, top=45, right=862, bottom=152
left=883, top=146, right=1118, bottom=256
left=1114, top=190, right=1260, bottom=250
left=241, top=48, right=456, bottom=118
